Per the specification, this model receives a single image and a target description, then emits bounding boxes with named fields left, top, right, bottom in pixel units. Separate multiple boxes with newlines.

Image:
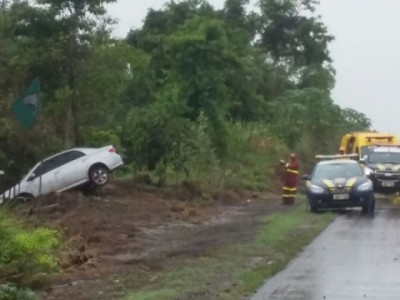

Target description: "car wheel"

left=361, top=205, right=368, bottom=214
left=308, top=198, right=318, bottom=213
left=89, top=165, right=110, bottom=187
left=2, top=193, right=33, bottom=207
left=13, top=193, right=34, bottom=204
left=369, top=198, right=376, bottom=214
left=362, top=196, right=375, bottom=215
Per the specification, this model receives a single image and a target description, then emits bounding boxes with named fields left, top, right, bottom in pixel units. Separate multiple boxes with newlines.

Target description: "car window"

left=313, top=163, right=364, bottom=180
left=56, top=151, right=85, bottom=166
left=32, top=159, right=58, bottom=177
left=369, top=152, right=400, bottom=164
left=69, top=150, right=85, bottom=160
left=31, top=151, right=85, bottom=178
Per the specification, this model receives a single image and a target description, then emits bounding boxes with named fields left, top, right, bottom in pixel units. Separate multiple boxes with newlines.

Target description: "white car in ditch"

left=0, top=145, right=123, bottom=203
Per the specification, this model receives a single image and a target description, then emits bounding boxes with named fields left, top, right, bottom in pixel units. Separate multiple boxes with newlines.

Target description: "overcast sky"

left=105, top=0, right=400, bottom=135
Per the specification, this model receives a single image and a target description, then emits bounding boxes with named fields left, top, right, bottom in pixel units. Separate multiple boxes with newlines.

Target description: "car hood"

left=310, top=177, right=368, bottom=189
left=367, top=163, right=400, bottom=172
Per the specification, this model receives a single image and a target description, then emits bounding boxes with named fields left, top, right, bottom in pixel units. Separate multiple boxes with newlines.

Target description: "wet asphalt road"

left=252, top=199, right=400, bottom=300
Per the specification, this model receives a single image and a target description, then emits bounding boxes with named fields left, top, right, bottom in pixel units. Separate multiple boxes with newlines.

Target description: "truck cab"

left=361, top=145, right=400, bottom=193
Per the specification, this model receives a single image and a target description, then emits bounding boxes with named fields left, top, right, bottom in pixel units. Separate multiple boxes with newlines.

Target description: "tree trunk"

left=64, top=24, right=78, bottom=147
left=64, top=100, right=76, bottom=147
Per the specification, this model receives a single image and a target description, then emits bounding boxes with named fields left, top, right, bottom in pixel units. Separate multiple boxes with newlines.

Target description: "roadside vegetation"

left=0, top=0, right=370, bottom=191
left=0, top=210, right=60, bottom=299
left=0, top=0, right=371, bottom=297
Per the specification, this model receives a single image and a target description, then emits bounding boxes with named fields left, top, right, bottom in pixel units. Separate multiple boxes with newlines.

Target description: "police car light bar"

left=315, top=154, right=359, bottom=160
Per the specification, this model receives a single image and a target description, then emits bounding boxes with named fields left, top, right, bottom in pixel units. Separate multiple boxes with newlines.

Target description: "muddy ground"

left=13, top=180, right=284, bottom=300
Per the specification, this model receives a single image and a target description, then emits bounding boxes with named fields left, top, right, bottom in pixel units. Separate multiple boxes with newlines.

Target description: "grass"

left=123, top=200, right=334, bottom=300
left=237, top=207, right=333, bottom=295
left=256, top=209, right=307, bottom=245
left=124, top=289, right=177, bottom=300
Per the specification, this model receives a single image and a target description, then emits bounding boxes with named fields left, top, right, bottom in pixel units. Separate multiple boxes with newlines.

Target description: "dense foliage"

left=0, top=211, right=59, bottom=297
left=0, top=282, right=38, bottom=300
left=0, top=0, right=371, bottom=189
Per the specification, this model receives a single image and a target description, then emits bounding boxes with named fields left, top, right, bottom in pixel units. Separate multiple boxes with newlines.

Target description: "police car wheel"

left=369, top=199, right=376, bottom=214
left=308, top=199, right=318, bottom=213
left=361, top=205, right=368, bottom=214
left=362, top=196, right=375, bottom=215
left=309, top=207, right=318, bottom=213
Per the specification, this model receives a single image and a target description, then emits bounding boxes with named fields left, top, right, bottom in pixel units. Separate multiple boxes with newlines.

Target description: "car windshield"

left=360, top=146, right=373, bottom=158
left=21, top=166, right=35, bottom=181
left=313, top=163, right=364, bottom=180
left=369, top=152, right=400, bottom=164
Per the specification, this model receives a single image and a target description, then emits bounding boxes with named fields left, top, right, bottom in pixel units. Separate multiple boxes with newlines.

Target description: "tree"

left=257, top=0, right=334, bottom=88
left=0, top=0, right=373, bottom=186
left=341, top=108, right=372, bottom=131
left=30, top=0, right=117, bottom=146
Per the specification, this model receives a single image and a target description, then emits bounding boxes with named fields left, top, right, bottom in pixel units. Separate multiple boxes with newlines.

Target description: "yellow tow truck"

left=339, top=131, right=400, bottom=160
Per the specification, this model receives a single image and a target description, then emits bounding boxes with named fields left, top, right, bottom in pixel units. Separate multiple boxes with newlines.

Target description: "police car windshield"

left=369, top=152, right=400, bottom=164
left=313, top=163, right=364, bottom=180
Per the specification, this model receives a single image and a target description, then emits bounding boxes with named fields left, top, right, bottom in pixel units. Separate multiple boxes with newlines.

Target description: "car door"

left=27, top=157, right=62, bottom=196
left=52, top=150, right=86, bottom=190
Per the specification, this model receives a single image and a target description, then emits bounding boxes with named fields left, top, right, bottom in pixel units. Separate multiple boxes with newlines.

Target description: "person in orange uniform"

left=280, top=153, right=300, bottom=205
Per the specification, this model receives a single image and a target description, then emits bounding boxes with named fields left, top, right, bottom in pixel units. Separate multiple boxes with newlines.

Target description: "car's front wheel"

left=6, top=193, right=34, bottom=206
left=89, top=165, right=110, bottom=187
left=362, top=195, right=375, bottom=215
left=308, top=198, right=319, bottom=213
left=16, top=193, right=33, bottom=200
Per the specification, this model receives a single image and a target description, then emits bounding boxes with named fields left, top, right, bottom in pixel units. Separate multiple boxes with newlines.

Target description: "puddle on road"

left=373, top=194, right=400, bottom=219
left=377, top=193, right=400, bottom=207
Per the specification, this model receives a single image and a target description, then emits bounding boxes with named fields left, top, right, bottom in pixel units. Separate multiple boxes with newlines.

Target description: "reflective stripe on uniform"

left=287, top=169, right=299, bottom=174
left=283, top=187, right=297, bottom=191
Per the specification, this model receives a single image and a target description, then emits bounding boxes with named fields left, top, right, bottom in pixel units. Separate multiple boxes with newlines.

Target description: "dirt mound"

left=11, top=181, right=281, bottom=300
left=16, top=183, right=222, bottom=271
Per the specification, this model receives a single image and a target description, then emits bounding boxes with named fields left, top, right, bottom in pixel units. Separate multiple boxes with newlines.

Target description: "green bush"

left=163, top=112, right=221, bottom=185
left=122, top=118, right=288, bottom=192
left=122, top=85, right=191, bottom=171
left=220, top=122, right=288, bottom=190
left=0, top=212, right=60, bottom=283
left=158, top=120, right=288, bottom=192
left=0, top=283, right=38, bottom=300
left=84, top=129, right=122, bottom=150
